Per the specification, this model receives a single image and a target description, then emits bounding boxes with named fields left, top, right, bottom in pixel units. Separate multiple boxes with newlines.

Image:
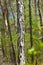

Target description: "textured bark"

left=29, top=0, right=34, bottom=63
left=16, top=0, right=25, bottom=65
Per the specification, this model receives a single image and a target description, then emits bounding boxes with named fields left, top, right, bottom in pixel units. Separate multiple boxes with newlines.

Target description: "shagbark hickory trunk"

left=16, top=0, right=25, bottom=65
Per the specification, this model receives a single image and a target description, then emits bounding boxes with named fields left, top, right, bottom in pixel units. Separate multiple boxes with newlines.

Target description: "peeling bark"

left=16, top=0, right=25, bottom=65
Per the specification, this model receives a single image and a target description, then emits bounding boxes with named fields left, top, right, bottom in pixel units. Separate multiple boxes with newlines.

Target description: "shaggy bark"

left=16, top=0, right=25, bottom=65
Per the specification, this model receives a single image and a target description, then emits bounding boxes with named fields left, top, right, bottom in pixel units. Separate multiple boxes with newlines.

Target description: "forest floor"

left=0, top=48, right=13, bottom=65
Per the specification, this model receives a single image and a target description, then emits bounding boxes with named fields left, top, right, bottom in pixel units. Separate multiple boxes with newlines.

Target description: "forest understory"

left=0, top=0, right=43, bottom=65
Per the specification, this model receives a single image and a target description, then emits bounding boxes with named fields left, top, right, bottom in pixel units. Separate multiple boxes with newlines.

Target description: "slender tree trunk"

left=0, top=0, right=6, bottom=57
left=37, top=0, right=43, bottom=63
left=34, top=0, right=37, bottom=15
left=1, top=23, right=6, bottom=57
left=16, top=0, right=25, bottom=65
left=1, top=27, right=6, bottom=57
left=37, top=0, right=42, bottom=26
left=37, top=0, right=43, bottom=41
left=4, top=0, right=16, bottom=65
left=8, top=0, right=16, bottom=26
left=2, top=0, right=17, bottom=65
left=29, top=0, right=34, bottom=63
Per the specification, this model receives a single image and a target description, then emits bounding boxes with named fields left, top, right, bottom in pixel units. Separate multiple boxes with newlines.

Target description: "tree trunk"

left=37, top=0, right=43, bottom=63
left=4, top=0, right=17, bottom=65
left=34, top=0, right=37, bottom=15
left=29, top=0, right=34, bottom=63
left=8, top=0, right=16, bottom=26
left=1, top=0, right=17, bottom=65
left=16, top=0, right=25, bottom=65
left=0, top=0, right=6, bottom=57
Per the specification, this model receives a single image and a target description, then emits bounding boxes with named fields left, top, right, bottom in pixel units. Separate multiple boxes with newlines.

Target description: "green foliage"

left=0, top=0, right=43, bottom=65
left=28, top=41, right=43, bottom=55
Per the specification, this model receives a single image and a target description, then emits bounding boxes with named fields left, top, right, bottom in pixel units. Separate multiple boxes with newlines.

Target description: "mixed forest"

left=0, top=0, right=43, bottom=65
